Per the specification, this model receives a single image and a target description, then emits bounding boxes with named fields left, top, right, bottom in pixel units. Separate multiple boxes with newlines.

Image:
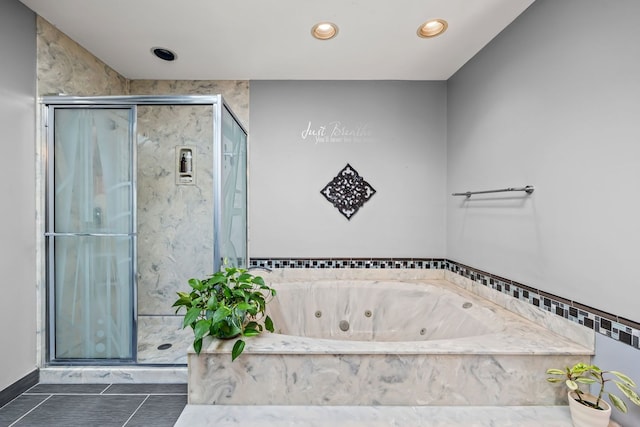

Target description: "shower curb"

left=39, top=366, right=187, bottom=384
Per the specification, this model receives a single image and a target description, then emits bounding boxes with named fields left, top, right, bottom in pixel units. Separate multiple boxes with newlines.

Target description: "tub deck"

left=187, top=273, right=593, bottom=406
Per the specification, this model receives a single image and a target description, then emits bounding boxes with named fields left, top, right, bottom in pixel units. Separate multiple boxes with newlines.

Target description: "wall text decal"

left=301, top=121, right=373, bottom=144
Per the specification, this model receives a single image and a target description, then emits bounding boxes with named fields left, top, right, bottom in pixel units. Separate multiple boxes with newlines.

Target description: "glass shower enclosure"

left=42, top=95, right=248, bottom=363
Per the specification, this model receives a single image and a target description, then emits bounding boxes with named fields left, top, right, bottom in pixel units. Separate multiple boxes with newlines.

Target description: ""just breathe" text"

left=300, top=121, right=373, bottom=144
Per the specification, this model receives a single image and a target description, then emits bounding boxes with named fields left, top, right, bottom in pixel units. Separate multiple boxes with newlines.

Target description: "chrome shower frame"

left=40, top=95, right=248, bottom=365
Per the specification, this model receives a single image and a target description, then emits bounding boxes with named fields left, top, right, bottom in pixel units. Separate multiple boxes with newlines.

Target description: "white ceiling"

left=20, top=0, right=535, bottom=81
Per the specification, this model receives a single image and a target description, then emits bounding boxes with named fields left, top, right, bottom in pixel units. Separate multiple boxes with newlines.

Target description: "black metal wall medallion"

left=320, top=164, right=376, bottom=220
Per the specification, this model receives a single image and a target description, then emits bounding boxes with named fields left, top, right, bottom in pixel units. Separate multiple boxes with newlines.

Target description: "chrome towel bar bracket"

left=452, top=185, right=534, bottom=198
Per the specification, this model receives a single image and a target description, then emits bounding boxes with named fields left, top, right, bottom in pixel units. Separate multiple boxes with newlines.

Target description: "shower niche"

left=42, top=95, right=248, bottom=364
left=176, top=146, right=196, bottom=185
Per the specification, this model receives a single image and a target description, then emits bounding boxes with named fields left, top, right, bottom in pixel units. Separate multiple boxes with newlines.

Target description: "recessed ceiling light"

left=311, top=22, right=339, bottom=40
left=417, top=19, right=448, bottom=38
left=151, top=47, right=177, bottom=61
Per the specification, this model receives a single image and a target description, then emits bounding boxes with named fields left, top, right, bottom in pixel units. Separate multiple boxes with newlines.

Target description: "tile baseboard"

left=0, top=368, right=39, bottom=408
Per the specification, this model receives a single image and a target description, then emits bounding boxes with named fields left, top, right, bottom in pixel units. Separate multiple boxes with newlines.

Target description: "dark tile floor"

left=0, top=383, right=187, bottom=427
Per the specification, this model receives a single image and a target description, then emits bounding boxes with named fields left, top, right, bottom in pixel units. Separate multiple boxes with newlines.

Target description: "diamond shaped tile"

left=320, top=164, right=376, bottom=220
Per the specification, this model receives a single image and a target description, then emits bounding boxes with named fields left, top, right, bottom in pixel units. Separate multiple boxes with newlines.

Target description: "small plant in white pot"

left=547, top=363, right=640, bottom=427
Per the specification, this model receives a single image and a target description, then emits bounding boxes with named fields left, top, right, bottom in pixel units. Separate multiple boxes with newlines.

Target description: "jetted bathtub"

left=187, top=269, right=593, bottom=406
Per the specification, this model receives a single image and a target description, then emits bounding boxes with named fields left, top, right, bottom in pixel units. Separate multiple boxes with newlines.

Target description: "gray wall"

left=593, top=334, right=640, bottom=423
left=249, top=81, right=447, bottom=258
left=0, top=0, right=37, bottom=390
left=447, top=0, right=640, bottom=424
left=448, top=0, right=640, bottom=321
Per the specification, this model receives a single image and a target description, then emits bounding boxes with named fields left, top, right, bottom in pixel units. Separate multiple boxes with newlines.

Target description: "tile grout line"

left=121, top=394, right=150, bottom=427
left=1, top=387, right=39, bottom=410
left=8, top=394, right=53, bottom=427
left=107, top=393, right=188, bottom=396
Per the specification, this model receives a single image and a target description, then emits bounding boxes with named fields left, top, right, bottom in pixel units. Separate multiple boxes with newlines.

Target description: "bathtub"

left=187, top=269, right=593, bottom=406
left=269, top=280, right=505, bottom=342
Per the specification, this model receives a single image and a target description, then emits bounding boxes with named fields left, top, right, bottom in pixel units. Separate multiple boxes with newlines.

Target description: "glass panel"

left=54, top=109, right=132, bottom=235
left=220, top=107, right=248, bottom=268
left=54, top=236, right=133, bottom=359
left=52, top=108, right=134, bottom=360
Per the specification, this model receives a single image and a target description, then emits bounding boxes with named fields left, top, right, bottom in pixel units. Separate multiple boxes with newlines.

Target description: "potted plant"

left=547, top=362, right=640, bottom=427
left=172, top=267, right=276, bottom=361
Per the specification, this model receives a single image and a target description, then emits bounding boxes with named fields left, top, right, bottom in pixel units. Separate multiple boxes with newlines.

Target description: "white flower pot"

left=567, top=391, right=612, bottom=427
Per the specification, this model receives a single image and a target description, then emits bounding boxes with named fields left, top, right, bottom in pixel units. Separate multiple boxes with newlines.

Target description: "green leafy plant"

left=172, top=267, right=276, bottom=361
left=547, top=363, right=640, bottom=413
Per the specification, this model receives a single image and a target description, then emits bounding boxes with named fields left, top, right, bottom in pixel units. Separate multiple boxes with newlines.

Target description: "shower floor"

left=38, top=316, right=190, bottom=384
left=136, top=316, right=191, bottom=364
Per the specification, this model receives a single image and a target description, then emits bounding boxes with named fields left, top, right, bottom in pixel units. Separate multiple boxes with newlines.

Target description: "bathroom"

left=2, top=0, right=640, bottom=425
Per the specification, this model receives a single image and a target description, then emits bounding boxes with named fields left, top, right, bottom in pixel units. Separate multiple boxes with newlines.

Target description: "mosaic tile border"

left=250, top=257, right=447, bottom=270
left=249, top=257, right=640, bottom=351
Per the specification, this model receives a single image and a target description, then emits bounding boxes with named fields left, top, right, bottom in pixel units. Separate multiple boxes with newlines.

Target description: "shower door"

left=46, top=106, right=136, bottom=362
left=217, top=104, right=248, bottom=269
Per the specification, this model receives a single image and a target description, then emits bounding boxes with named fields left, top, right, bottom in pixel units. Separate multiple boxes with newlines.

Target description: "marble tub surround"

left=269, top=280, right=552, bottom=342
left=188, top=273, right=591, bottom=406
left=252, top=258, right=637, bottom=352
left=446, top=261, right=639, bottom=350
left=259, top=267, right=593, bottom=349
left=443, top=270, right=594, bottom=350
left=189, top=339, right=586, bottom=406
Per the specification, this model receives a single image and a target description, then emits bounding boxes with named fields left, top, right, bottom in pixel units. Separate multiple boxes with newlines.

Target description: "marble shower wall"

left=132, top=81, right=249, bottom=316
left=136, top=104, right=215, bottom=315
left=37, top=18, right=251, bottom=323
left=37, top=17, right=128, bottom=96
left=129, top=80, right=249, bottom=129
left=35, top=17, right=131, bottom=365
